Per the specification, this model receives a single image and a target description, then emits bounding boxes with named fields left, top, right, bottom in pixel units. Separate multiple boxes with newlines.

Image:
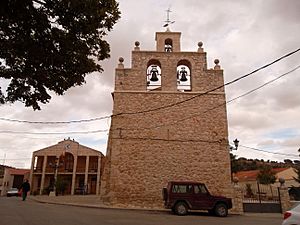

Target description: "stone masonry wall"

left=101, top=91, right=233, bottom=208
left=100, top=31, right=235, bottom=209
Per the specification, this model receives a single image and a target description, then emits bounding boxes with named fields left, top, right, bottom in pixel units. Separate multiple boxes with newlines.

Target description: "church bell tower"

left=100, top=26, right=233, bottom=209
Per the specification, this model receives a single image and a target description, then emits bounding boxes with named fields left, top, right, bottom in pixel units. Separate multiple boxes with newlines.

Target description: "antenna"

left=163, top=7, right=175, bottom=28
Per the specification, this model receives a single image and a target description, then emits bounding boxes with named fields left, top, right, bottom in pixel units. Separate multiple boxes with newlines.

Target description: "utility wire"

left=240, top=145, right=299, bottom=157
left=0, top=158, right=32, bottom=161
left=0, top=129, right=109, bottom=135
left=112, top=64, right=300, bottom=131
left=0, top=64, right=299, bottom=135
left=226, top=65, right=300, bottom=105
left=1, top=48, right=299, bottom=124
left=111, top=136, right=219, bottom=143
left=114, top=48, right=300, bottom=116
left=0, top=115, right=111, bottom=124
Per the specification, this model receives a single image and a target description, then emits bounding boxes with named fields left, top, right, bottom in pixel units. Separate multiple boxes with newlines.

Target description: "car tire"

left=214, top=203, right=228, bottom=217
left=174, top=202, right=188, bottom=216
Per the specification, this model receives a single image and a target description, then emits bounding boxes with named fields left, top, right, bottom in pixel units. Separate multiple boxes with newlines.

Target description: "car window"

left=194, top=184, right=208, bottom=194
left=172, top=184, right=193, bottom=193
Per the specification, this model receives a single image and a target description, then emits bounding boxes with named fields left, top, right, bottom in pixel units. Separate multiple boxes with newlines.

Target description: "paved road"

left=0, top=197, right=282, bottom=225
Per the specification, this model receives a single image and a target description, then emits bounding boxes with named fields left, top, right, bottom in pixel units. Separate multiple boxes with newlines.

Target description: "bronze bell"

left=179, top=67, right=188, bottom=82
left=150, top=66, right=159, bottom=82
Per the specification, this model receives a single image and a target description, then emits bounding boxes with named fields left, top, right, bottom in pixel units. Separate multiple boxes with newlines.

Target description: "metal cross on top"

left=163, top=8, right=175, bottom=28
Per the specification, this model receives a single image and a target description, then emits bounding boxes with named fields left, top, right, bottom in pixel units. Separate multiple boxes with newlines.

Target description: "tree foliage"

left=257, top=165, right=276, bottom=185
left=294, top=148, right=300, bottom=183
left=230, top=153, right=242, bottom=174
left=0, top=0, right=120, bottom=109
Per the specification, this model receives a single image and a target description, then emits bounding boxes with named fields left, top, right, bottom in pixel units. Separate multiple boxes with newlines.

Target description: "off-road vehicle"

left=162, top=181, right=232, bottom=217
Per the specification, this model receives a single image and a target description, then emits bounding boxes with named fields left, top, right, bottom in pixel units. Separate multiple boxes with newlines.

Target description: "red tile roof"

left=234, top=167, right=289, bottom=182
left=8, top=168, right=30, bottom=175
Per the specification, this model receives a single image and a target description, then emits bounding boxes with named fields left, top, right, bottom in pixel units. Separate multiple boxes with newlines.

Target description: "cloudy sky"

left=1, top=0, right=300, bottom=168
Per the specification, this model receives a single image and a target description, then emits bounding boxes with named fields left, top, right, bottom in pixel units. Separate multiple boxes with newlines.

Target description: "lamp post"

left=229, top=138, right=239, bottom=182
left=48, top=155, right=64, bottom=196
left=229, top=138, right=239, bottom=151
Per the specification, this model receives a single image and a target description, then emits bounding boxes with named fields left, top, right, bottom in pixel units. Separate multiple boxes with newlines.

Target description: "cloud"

left=1, top=0, right=300, bottom=167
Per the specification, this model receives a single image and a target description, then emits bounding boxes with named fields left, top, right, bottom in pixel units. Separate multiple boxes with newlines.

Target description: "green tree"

left=294, top=148, right=300, bottom=184
left=257, top=165, right=276, bottom=198
left=0, top=0, right=120, bottom=110
left=257, top=165, right=276, bottom=185
left=230, top=153, right=241, bottom=174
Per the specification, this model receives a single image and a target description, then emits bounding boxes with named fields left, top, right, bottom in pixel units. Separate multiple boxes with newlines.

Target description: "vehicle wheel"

left=174, top=202, right=188, bottom=216
left=214, top=203, right=228, bottom=217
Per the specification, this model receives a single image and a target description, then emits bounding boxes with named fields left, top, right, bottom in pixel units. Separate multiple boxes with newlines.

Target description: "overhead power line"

left=0, top=64, right=299, bottom=135
left=0, top=48, right=299, bottom=125
left=0, top=115, right=111, bottom=124
left=0, top=158, right=32, bottom=161
left=114, top=48, right=300, bottom=116
left=226, top=65, right=300, bottom=104
left=0, top=129, right=109, bottom=135
left=240, top=145, right=299, bottom=157
left=114, top=64, right=300, bottom=131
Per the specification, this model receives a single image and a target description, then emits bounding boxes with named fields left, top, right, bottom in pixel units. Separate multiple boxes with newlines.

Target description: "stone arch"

left=146, top=59, right=162, bottom=90
left=164, top=38, right=173, bottom=52
left=177, top=59, right=192, bottom=91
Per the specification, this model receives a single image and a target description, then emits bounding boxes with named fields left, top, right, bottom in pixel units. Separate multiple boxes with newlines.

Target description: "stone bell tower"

left=100, top=28, right=233, bottom=208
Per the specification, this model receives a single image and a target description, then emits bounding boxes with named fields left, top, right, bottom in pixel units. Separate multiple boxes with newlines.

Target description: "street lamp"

left=229, top=138, right=239, bottom=151
left=48, top=154, right=64, bottom=196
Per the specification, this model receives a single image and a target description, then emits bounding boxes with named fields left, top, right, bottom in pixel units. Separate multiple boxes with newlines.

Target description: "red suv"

left=162, top=181, right=232, bottom=217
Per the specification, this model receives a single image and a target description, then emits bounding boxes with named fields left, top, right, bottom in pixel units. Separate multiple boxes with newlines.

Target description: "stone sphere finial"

left=119, top=57, right=124, bottom=63
left=198, top=41, right=203, bottom=48
left=214, top=59, right=220, bottom=65
left=233, top=177, right=239, bottom=184
left=279, top=177, right=285, bottom=186
left=135, top=41, right=140, bottom=47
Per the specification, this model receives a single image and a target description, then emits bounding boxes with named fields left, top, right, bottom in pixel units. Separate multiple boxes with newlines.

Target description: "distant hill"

left=230, top=153, right=300, bottom=173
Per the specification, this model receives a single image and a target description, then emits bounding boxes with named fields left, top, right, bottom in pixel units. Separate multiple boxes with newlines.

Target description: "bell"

left=179, top=67, right=188, bottom=82
left=150, top=66, right=159, bottom=82
left=180, top=73, right=187, bottom=82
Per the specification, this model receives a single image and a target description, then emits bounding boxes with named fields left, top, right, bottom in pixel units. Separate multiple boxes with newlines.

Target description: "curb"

left=29, top=197, right=168, bottom=213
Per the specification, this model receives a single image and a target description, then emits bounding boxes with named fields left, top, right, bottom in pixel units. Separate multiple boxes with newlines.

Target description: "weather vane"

left=163, top=7, right=175, bottom=28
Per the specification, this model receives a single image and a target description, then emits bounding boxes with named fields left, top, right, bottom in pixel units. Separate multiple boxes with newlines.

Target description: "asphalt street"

left=0, top=197, right=282, bottom=225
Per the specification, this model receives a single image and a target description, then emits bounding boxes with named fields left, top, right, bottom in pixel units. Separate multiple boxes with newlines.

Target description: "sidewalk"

left=29, top=195, right=164, bottom=211
left=29, top=195, right=107, bottom=209
left=28, top=195, right=282, bottom=219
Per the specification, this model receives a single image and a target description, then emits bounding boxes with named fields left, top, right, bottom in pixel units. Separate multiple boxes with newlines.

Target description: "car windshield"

left=9, top=188, right=18, bottom=191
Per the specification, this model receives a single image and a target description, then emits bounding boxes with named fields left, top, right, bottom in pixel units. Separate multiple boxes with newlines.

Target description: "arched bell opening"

left=177, top=60, right=191, bottom=91
left=164, top=38, right=173, bottom=52
left=146, top=59, right=162, bottom=91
